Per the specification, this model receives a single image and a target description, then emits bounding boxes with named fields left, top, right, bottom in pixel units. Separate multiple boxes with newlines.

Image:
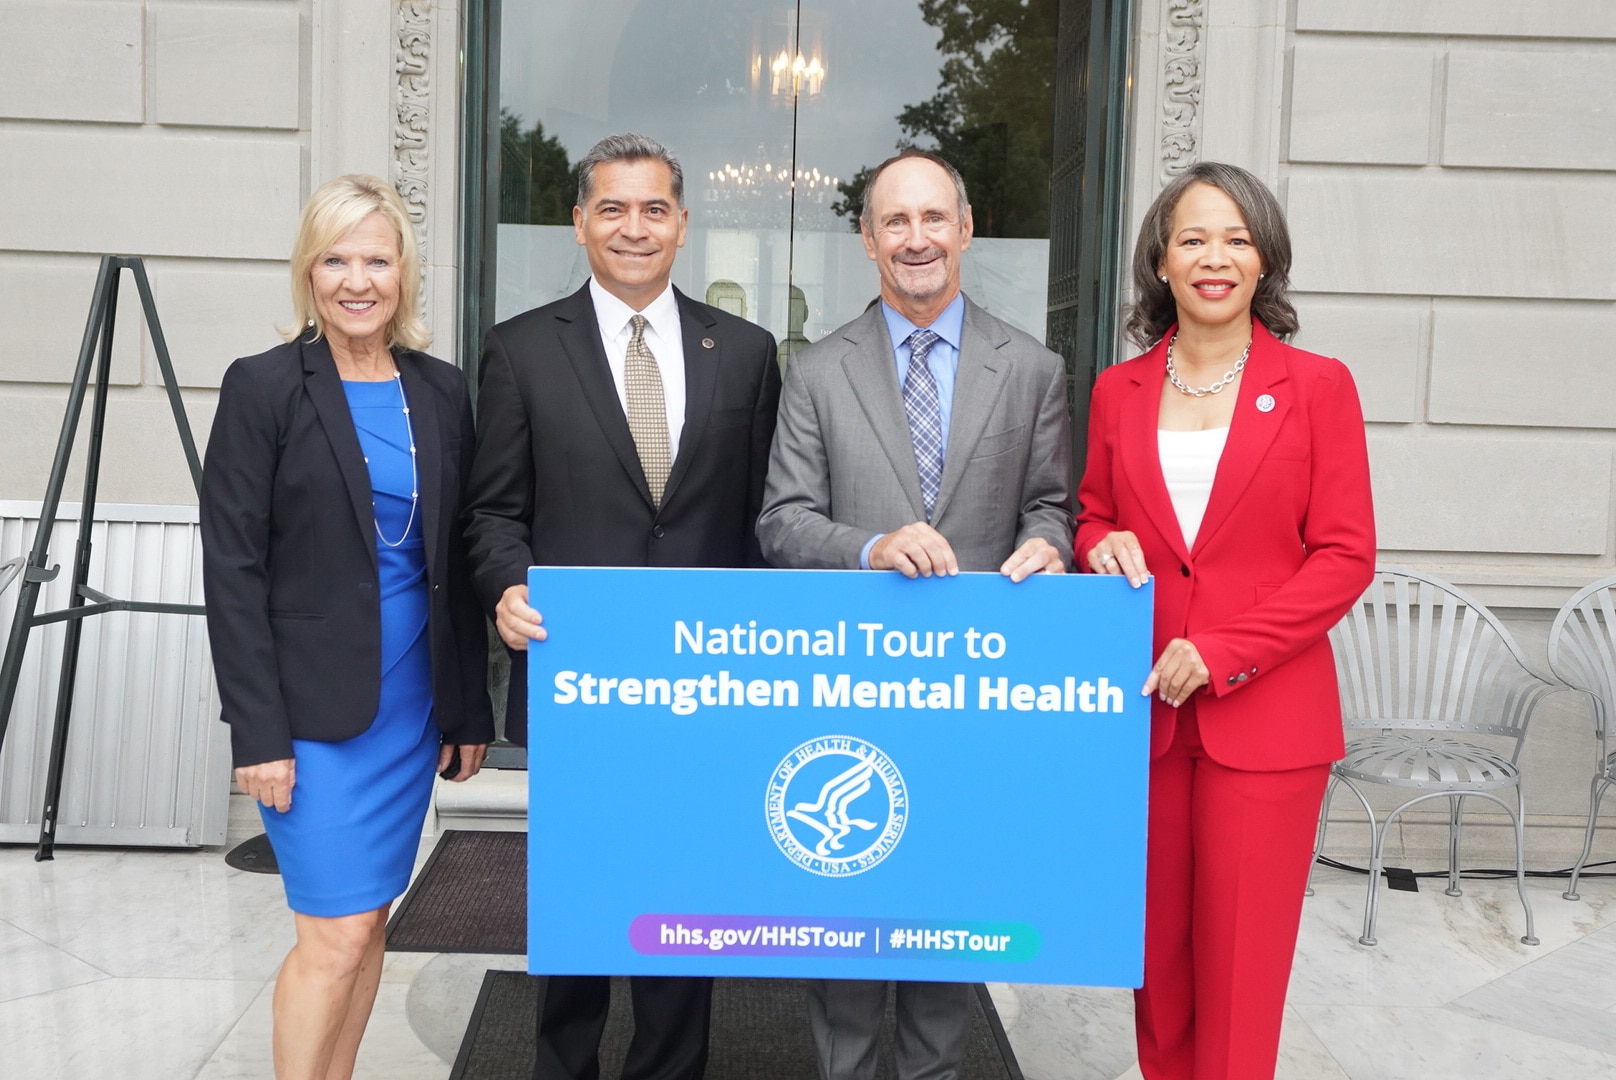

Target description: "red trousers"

left=1134, top=699, right=1330, bottom=1080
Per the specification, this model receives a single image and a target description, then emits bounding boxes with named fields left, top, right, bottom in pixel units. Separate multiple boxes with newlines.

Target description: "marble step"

left=431, top=767, right=528, bottom=833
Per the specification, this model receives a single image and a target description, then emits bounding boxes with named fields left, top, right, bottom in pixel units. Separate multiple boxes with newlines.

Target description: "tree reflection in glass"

left=831, top=0, right=1057, bottom=240
left=500, top=109, right=579, bottom=226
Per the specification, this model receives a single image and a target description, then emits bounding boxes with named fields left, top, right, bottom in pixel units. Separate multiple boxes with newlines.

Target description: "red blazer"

left=1076, top=320, right=1376, bottom=772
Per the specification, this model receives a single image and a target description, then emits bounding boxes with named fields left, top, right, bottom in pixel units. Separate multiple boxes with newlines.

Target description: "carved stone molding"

left=1159, top=0, right=1205, bottom=186
left=394, top=1, right=432, bottom=262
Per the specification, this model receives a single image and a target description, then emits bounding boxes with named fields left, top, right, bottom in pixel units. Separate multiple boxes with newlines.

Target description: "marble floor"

left=1, top=844, right=1613, bottom=1080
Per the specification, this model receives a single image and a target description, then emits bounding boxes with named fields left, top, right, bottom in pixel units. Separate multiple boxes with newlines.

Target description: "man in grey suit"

left=757, top=150, right=1073, bottom=1079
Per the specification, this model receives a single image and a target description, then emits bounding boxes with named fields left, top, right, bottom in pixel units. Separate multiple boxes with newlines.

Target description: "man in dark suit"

left=462, top=133, right=781, bottom=1080
left=757, top=150, right=1072, bottom=1080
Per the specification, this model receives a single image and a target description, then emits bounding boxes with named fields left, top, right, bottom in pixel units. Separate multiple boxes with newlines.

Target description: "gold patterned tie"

left=624, top=314, right=671, bottom=507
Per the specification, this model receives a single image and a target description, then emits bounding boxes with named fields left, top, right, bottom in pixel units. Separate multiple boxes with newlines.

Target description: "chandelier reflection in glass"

left=703, top=155, right=843, bottom=229
left=769, top=50, right=825, bottom=98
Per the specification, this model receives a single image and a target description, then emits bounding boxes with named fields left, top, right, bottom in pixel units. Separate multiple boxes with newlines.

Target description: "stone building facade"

left=1133, top=3, right=1616, bottom=602
left=0, top=0, right=462, bottom=508
left=0, top=0, right=1611, bottom=859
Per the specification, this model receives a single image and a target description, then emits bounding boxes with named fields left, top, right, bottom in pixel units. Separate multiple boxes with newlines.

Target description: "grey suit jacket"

left=757, top=296, right=1073, bottom=572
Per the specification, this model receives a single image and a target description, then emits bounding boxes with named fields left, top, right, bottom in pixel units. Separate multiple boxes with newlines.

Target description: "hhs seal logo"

left=766, top=735, right=907, bottom=876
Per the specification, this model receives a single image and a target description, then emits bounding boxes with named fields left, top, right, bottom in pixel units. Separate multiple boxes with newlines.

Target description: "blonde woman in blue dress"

left=201, top=175, right=493, bottom=1079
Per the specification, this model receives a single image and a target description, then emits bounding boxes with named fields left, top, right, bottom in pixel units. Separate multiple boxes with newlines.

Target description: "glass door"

left=788, top=0, right=1059, bottom=349
left=488, top=0, right=1064, bottom=349
left=495, top=0, right=804, bottom=340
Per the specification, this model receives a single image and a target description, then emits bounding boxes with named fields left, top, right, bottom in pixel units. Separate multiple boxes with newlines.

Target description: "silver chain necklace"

left=369, top=367, right=419, bottom=548
left=1165, top=332, right=1251, bottom=397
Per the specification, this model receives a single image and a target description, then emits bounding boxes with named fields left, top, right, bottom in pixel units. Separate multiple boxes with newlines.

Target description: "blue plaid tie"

left=903, top=329, right=944, bottom=520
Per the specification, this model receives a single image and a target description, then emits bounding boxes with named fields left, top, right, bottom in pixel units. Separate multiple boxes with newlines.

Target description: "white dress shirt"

left=589, top=278, right=687, bottom=457
left=1158, top=426, right=1229, bottom=549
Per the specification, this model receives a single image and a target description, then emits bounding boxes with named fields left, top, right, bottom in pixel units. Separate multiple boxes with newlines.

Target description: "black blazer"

left=463, top=283, right=782, bottom=744
left=201, top=336, right=495, bottom=767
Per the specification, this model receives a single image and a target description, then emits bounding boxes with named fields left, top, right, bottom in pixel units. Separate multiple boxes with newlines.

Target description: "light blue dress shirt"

left=859, top=293, right=966, bottom=569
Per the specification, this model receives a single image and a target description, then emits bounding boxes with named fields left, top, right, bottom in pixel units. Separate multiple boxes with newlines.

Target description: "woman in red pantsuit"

left=1076, top=162, right=1376, bottom=1080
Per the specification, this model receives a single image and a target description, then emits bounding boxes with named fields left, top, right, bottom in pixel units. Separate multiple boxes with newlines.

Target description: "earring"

left=1159, top=276, right=1168, bottom=284
left=1259, top=273, right=1266, bottom=280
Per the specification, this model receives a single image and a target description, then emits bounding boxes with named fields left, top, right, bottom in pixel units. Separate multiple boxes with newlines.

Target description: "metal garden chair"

left=1546, top=574, right=1616, bottom=902
left=1308, top=567, right=1556, bottom=946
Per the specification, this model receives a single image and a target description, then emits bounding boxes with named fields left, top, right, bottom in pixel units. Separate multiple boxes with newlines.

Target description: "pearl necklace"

left=368, top=367, right=419, bottom=548
left=1165, top=332, right=1251, bottom=397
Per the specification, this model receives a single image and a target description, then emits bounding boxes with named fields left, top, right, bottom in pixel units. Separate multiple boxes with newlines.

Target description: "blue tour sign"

left=527, top=567, right=1152, bottom=986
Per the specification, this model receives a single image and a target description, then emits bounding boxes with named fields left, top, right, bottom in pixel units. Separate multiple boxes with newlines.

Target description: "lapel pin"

left=1255, top=393, right=1275, bottom=413
left=701, top=337, right=715, bottom=349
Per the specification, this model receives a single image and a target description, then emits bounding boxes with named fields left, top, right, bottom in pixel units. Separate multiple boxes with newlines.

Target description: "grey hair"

left=858, top=150, right=970, bottom=234
left=1125, top=160, right=1298, bottom=348
left=576, top=132, right=685, bottom=208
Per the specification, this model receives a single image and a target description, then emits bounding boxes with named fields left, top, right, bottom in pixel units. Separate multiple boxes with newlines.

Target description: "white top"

left=589, top=278, right=687, bottom=455
left=1158, top=426, right=1229, bottom=549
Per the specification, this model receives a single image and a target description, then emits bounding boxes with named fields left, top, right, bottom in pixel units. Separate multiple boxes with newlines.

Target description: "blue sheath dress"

left=260, top=377, right=438, bottom=917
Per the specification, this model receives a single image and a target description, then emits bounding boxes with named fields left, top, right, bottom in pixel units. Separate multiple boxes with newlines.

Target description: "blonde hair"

left=282, top=174, right=430, bottom=350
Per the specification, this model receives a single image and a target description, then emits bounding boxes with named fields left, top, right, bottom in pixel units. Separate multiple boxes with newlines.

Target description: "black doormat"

left=450, top=973, right=1023, bottom=1080
left=387, top=829, right=527, bottom=954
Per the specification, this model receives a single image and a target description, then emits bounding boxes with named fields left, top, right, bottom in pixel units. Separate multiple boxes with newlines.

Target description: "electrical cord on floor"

left=1313, top=856, right=1616, bottom=880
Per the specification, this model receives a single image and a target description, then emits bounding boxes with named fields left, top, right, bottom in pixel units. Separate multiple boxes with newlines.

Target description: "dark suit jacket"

left=201, top=336, right=495, bottom=768
left=1075, top=319, right=1376, bottom=771
left=463, top=283, right=782, bottom=745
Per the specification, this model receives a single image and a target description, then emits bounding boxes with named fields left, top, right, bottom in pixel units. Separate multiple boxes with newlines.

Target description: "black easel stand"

left=0, top=256, right=205, bottom=861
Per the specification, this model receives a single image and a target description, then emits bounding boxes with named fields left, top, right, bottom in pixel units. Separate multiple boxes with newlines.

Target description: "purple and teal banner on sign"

left=526, top=567, right=1152, bottom=985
